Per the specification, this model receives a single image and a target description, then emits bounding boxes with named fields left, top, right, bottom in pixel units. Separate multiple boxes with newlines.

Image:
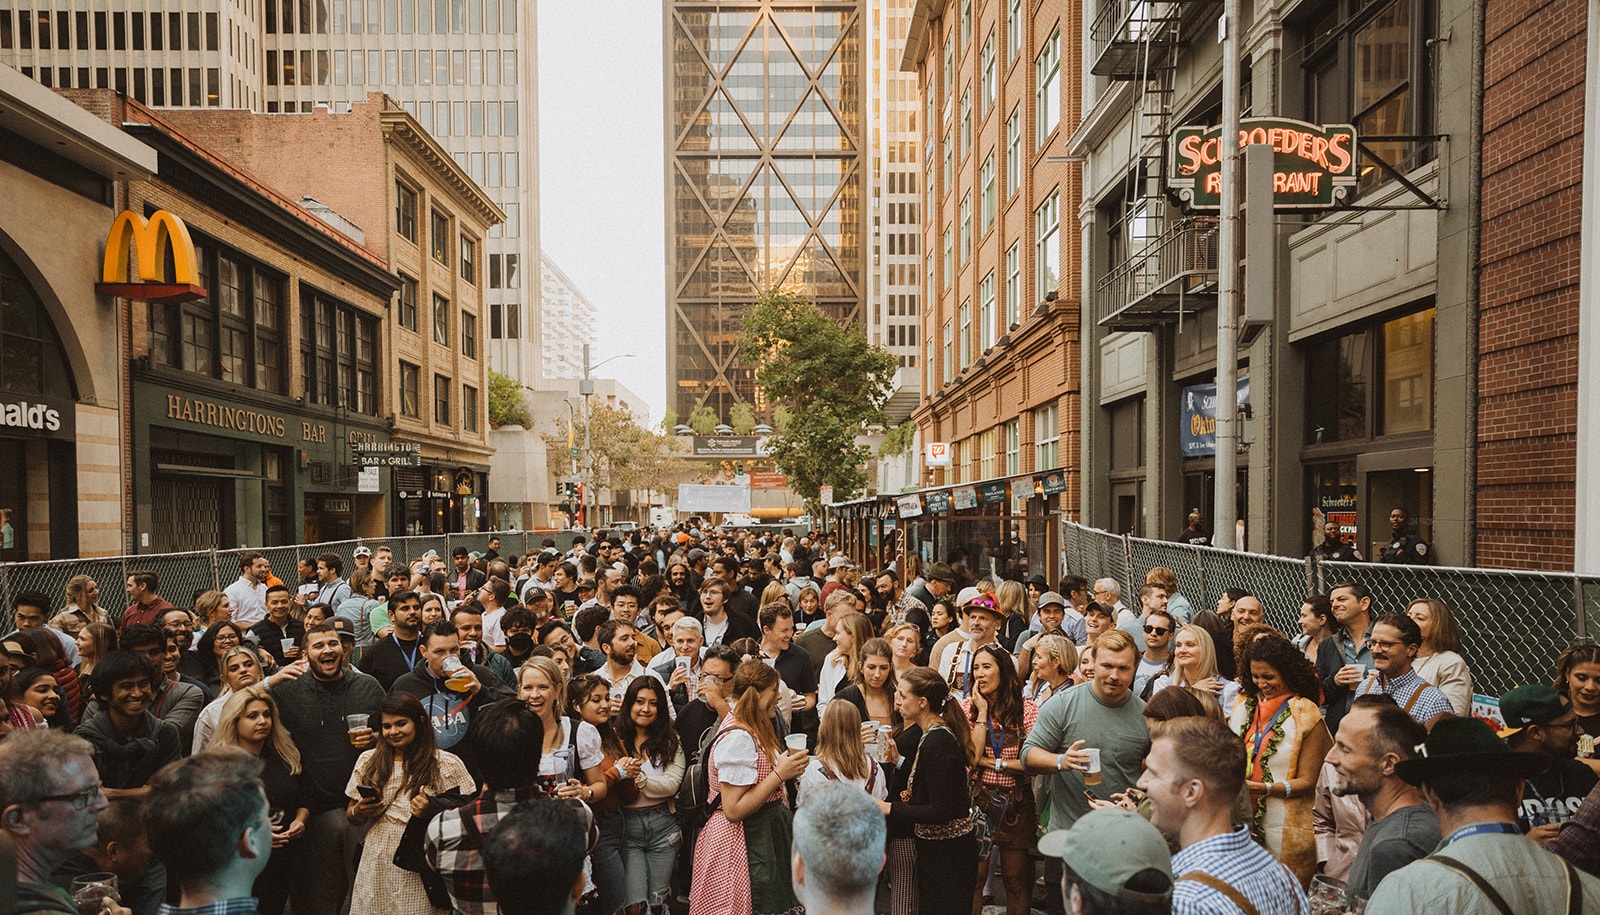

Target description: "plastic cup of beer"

left=71, top=873, right=119, bottom=915
left=345, top=713, right=370, bottom=746
left=784, top=733, right=808, bottom=754
left=281, top=638, right=296, bottom=654
left=1084, top=748, right=1102, bottom=785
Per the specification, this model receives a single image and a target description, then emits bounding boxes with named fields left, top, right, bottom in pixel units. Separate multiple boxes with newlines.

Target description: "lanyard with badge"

left=393, top=632, right=418, bottom=670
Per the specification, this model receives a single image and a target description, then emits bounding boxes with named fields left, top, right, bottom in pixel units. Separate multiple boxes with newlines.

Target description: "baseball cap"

left=469, top=550, right=486, bottom=561
left=1498, top=685, right=1570, bottom=738
left=538, top=548, right=561, bottom=563
left=327, top=618, right=357, bottom=641
left=352, top=545, right=372, bottom=558
left=1037, top=591, right=1068, bottom=609
left=1038, top=808, right=1172, bottom=904
left=577, top=579, right=597, bottom=592
left=2, top=638, right=32, bottom=660
left=687, top=548, right=708, bottom=561
left=828, top=556, right=854, bottom=570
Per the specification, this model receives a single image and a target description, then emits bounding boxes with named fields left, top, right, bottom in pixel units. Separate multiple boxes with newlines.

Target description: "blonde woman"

left=210, top=688, right=309, bottom=915
left=194, top=645, right=302, bottom=753
left=192, top=590, right=234, bottom=630
left=883, top=622, right=921, bottom=675
left=1149, top=624, right=1240, bottom=713
left=52, top=574, right=107, bottom=634
left=818, top=611, right=875, bottom=713
left=994, top=580, right=1029, bottom=652
left=797, top=699, right=885, bottom=807
left=1026, top=633, right=1077, bottom=706
left=1407, top=597, right=1472, bottom=715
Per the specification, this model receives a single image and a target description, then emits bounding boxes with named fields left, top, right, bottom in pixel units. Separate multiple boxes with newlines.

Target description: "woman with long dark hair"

left=570, top=673, right=630, bottom=915
left=832, top=637, right=902, bottom=733
left=689, top=660, right=809, bottom=915
left=345, top=692, right=475, bottom=915
left=194, top=620, right=251, bottom=692
left=883, top=666, right=980, bottom=915
left=9, top=667, right=68, bottom=729
left=616, top=676, right=686, bottom=915
left=960, top=644, right=1037, bottom=915
left=1556, top=643, right=1600, bottom=776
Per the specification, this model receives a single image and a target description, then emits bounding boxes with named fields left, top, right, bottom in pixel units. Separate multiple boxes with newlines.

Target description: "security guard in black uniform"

left=1312, top=520, right=1363, bottom=562
left=1378, top=507, right=1432, bottom=564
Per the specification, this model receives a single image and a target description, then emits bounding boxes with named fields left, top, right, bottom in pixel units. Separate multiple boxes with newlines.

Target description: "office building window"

left=147, top=239, right=286, bottom=394
left=980, top=154, right=996, bottom=231
left=979, top=271, right=996, bottom=351
left=1005, top=242, right=1021, bottom=328
left=1035, top=402, right=1059, bottom=470
left=960, top=89, right=971, bottom=159
left=434, top=374, right=451, bottom=425
left=1005, top=420, right=1021, bottom=475
left=299, top=288, right=378, bottom=413
left=943, top=227, right=953, bottom=288
left=462, top=311, right=477, bottom=359
left=960, top=195, right=972, bottom=263
left=396, top=181, right=417, bottom=242
left=432, top=294, right=450, bottom=346
left=400, top=362, right=420, bottom=417
left=431, top=210, right=450, bottom=264
left=943, top=322, right=954, bottom=383
left=1035, top=190, right=1059, bottom=297
left=1007, top=0, right=1022, bottom=61
left=980, top=31, right=996, bottom=117
left=463, top=384, right=479, bottom=432
left=960, top=299, right=972, bottom=367
left=1005, top=108, right=1021, bottom=197
left=460, top=236, right=476, bottom=283
left=397, top=273, right=417, bottom=331
left=1036, top=27, right=1060, bottom=143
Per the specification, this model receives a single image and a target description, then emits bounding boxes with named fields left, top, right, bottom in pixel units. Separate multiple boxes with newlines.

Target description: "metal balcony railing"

left=1090, top=0, right=1178, bottom=79
left=1095, top=219, right=1220, bottom=329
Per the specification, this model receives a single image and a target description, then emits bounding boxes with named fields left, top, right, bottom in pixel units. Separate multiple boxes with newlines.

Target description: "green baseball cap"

left=1038, top=807, right=1173, bottom=904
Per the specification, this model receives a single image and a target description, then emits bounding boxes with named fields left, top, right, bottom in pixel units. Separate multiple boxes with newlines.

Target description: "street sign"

left=750, top=471, right=787, bottom=489
left=354, top=451, right=422, bottom=467
left=1169, top=117, right=1358, bottom=211
left=819, top=485, right=835, bottom=504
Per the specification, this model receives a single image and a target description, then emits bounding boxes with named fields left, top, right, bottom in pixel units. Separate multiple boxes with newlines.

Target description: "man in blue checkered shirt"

left=1353, top=613, right=1455, bottom=728
left=1139, top=717, right=1309, bottom=915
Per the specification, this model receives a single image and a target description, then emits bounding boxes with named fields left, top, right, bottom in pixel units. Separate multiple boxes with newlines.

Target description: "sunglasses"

left=1143, top=625, right=1170, bottom=636
left=966, top=598, right=997, bottom=610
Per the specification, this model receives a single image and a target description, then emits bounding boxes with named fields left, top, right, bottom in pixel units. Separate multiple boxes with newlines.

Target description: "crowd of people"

left=4, top=525, right=1600, bottom=915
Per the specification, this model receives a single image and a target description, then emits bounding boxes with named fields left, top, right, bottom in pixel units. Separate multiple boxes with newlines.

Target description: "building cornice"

left=902, top=0, right=947, bottom=71
left=380, top=105, right=506, bottom=229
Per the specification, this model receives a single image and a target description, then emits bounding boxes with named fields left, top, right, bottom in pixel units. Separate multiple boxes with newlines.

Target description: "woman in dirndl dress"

left=688, top=660, right=810, bottom=915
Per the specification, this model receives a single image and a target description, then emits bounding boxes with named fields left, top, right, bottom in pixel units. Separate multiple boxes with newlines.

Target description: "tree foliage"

left=688, top=404, right=719, bottom=435
left=728, top=401, right=757, bottom=435
left=879, top=420, right=916, bottom=458
left=487, top=370, right=532, bottom=428
left=543, top=403, right=691, bottom=495
left=738, top=288, right=897, bottom=508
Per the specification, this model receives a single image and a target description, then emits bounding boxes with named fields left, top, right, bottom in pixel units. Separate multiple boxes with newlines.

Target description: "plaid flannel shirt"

left=425, top=787, right=540, bottom=915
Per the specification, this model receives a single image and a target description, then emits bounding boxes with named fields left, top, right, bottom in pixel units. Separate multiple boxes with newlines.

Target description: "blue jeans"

left=621, top=804, right=682, bottom=908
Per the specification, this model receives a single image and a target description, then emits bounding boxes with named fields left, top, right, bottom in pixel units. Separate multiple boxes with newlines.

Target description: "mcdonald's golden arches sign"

left=95, top=209, right=207, bottom=303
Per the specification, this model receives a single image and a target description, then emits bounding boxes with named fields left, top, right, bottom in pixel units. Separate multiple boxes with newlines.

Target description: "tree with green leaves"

left=543, top=403, right=692, bottom=496
left=738, top=288, right=897, bottom=510
left=729, top=401, right=757, bottom=435
left=688, top=404, right=719, bottom=435
left=487, top=370, right=532, bottom=428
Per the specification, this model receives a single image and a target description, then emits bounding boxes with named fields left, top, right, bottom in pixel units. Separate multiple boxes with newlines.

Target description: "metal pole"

left=582, top=344, right=593, bottom=529
left=1212, top=0, right=1241, bottom=550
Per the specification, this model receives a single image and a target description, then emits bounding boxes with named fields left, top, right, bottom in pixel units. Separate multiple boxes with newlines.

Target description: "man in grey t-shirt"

left=1327, top=695, right=1440, bottom=899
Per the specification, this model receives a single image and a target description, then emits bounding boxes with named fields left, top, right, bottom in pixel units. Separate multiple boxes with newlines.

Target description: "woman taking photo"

left=74, top=622, right=117, bottom=679
left=53, top=574, right=107, bottom=633
left=882, top=667, right=979, bottom=915
left=883, top=623, right=921, bottom=676
left=616, top=676, right=686, bottom=915
left=1228, top=636, right=1331, bottom=886
left=1026, top=634, right=1076, bottom=706
left=1150, top=624, right=1239, bottom=712
left=797, top=699, right=885, bottom=806
left=1407, top=597, right=1472, bottom=715
left=518, top=657, right=607, bottom=801
left=818, top=611, right=874, bottom=713
left=961, top=645, right=1036, bottom=915
left=345, top=693, right=475, bottom=915
left=689, top=660, right=809, bottom=915
left=209, top=687, right=309, bottom=915
left=1294, top=595, right=1335, bottom=668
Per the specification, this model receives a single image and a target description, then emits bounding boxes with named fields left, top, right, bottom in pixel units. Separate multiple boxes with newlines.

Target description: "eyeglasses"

left=37, top=783, right=104, bottom=810
left=1368, top=639, right=1403, bottom=651
left=1143, top=626, right=1170, bottom=636
left=701, top=674, right=733, bottom=685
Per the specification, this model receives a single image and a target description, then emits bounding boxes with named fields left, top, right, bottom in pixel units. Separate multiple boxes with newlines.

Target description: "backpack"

left=676, top=724, right=738, bottom=829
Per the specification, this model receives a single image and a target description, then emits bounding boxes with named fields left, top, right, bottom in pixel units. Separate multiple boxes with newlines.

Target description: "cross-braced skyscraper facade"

left=665, top=0, right=864, bottom=423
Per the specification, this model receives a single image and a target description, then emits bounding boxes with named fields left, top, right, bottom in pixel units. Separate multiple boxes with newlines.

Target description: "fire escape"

left=1091, top=0, right=1222, bottom=331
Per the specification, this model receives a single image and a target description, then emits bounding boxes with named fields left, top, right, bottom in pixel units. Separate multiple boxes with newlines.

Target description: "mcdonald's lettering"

left=97, top=209, right=206, bottom=303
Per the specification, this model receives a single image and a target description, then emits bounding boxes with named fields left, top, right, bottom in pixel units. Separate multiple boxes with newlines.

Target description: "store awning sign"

left=926, top=491, right=953, bottom=513
left=97, top=209, right=207, bottom=303
left=980, top=481, right=1008, bottom=505
left=1170, top=118, right=1357, bottom=211
left=1038, top=472, right=1068, bottom=496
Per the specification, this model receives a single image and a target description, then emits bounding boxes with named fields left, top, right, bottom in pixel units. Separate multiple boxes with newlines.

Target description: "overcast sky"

left=538, top=1, right=668, bottom=423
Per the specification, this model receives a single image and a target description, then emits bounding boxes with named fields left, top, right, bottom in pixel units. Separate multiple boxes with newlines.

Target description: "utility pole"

left=581, top=343, right=594, bottom=528
left=1212, top=0, right=1241, bottom=550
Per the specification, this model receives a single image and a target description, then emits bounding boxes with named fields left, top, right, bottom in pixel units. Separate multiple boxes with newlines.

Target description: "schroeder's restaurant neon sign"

left=1168, top=117, right=1358, bottom=211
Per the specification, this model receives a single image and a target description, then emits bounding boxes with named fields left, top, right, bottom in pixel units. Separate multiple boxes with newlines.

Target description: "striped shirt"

left=1354, top=667, right=1454, bottom=724
left=1172, top=824, right=1308, bottom=915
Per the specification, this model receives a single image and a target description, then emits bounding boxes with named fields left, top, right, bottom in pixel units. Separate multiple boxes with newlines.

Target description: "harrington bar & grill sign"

left=1169, top=118, right=1357, bottom=211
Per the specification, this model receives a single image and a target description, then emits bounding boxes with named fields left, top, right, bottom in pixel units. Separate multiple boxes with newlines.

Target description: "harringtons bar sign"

left=1169, top=118, right=1357, bottom=211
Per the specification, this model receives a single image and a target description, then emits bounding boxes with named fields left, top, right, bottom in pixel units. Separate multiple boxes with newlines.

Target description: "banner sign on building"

left=926, top=491, right=953, bottom=514
left=691, top=435, right=766, bottom=457
left=677, top=483, right=752, bottom=513
left=895, top=494, right=924, bottom=518
left=1170, top=118, right=1358, bottom=211
left=951, top=487, right=979, bottom=510
left=926, top=442, right=951, bottom=467
left=980, top=481, right=1008, bottom=505
left=1179, top=373, right=1252, bottom=457
left=1038, top=472, right=1068, bottom=496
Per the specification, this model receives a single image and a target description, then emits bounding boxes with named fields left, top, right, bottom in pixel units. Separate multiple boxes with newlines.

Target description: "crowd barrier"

left=1059, top=520, right=1600, bottom=697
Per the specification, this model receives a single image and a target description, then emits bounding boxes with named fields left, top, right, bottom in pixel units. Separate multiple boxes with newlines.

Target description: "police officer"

left=1378, top=507, right=1432, bottom=565
left=1312, top=520, right=1363, bottom=562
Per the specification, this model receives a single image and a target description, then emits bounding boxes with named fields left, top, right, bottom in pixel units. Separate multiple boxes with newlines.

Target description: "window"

left=1007, top=0, right=1021, bottom=61
left=431, top=211, right=450, bottom=264
left=397, top=274, right=418, bottom=331
left=1304, top=330, right=1368, bottom=444
left=960, top=196, right=972, bottom=263
left=980, top=428, right=998, bottom=480
left=146, top=239, right=286, bottom=394
left=961, top=0, right=971, bottom=45
left=299, top=288, right=378, bottom=413
left=1036, top=27, right=1060, bottom=143
left=979, top=272, right=996, bottom=351
left=1005, top=108, right=1021, bottom=197
left=960, top=89, right=971, bottom=159
left=943, top=129, right=953, bottom=190
left=460, top=236, right=476, bottom=283
left=942, top=322, right=954, bottom=383
left=1035, top=402, right=1060, bottom=470
left=432, top=294, right=450, bottom=346
left=1004, top=420, right=1021, bottom=475
left=959, top=299, right=972, bottom=367
left=461, top=311, right=477, bottom=359
left=433, top=374, right=451, bottom=425
left=980, top=31, right=996, bottom=116
left=1035, top=190, right=1060, bottom=298
left=396, top=181, right=417, bottom=242
left=1381, top=310, right=1433, bottom=434
left=1302, top=306, right=1434, bottom=443
left=399, top=362, right=420, bottom=417
left=1005, top=242, right=1021, bottom=327
left=980, top=154, right=996, bottom=231
left=463, top=384, right=479, bottom=432
left=943, top=227, right=953, bottom=288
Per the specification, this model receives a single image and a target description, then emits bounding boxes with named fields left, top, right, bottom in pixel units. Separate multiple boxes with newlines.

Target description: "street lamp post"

left=580, top=344, right=634, bottom=530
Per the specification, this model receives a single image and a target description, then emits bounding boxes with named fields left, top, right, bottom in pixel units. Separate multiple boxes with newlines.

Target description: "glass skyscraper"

left=665, top=0, right=863, bottom=422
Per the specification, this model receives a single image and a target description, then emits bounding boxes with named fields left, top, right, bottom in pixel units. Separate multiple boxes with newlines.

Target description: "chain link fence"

left=1060, top=520, right=1600, bottom=697
left=0, top=530, right=568, bottom=632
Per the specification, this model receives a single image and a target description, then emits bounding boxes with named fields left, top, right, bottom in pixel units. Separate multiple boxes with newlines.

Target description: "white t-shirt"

left=703, top=616, right=730, bottom=647
left=481, top=607, right=506, bottom=648
left=817, top=651, right=849, bottom=713
left=541, top=717, right=605, bottom=781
